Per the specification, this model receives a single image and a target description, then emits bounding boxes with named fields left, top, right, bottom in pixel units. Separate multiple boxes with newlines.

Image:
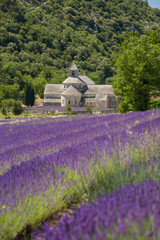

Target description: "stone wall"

left=43, top=102, right=61, bottom=106
left=107, top=95, right=118, bottom=109
left=61, top=95, right=81, bottom=107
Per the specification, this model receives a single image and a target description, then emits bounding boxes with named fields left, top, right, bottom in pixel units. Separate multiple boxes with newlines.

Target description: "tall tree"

left=112, top=33, right=160, bottom=113
left=24, top=84, right=35, bottom=107
left=24, top=84, right=30, bottom=106
left=30, top=87, right=35, bottom=107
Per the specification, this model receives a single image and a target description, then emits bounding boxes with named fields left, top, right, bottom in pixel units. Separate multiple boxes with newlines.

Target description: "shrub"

left=65, top=104, right=72, bottom=112
left=1, top=107, right=7, bottom=115
left=1, top=99, right=16, bottom=108
left=69, top=116, right=75, bottom=120
left=85, top=106, right=92, bottom=111
left=12, top=101, right=23, bottom=115
left=149, top=99, right=160, bottom=109
left=93, top=108, right=101, bottom=112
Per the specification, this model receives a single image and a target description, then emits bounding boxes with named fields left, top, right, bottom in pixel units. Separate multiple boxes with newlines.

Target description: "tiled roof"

left=84, top=85, right=114, bottom=95
left=62, top=85, right=82, bottom=96
left=79, top=75, right=95, bottom=85
left=44, top=84, right=63, bottom=94
left=63, top=77, right=84, bottom=84
left=69, top=63, right=78, bottom=71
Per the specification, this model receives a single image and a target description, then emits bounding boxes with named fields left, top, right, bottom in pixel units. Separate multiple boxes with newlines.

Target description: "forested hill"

left=0, top=0, right=160, bottom=100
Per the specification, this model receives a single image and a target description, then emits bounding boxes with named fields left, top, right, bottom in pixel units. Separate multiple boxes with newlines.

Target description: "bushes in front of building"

left=65, top=104, right=72, bottom=112
left=12, top=101, right=23, bottom=115
left=85, top=106, right=92, bottom=111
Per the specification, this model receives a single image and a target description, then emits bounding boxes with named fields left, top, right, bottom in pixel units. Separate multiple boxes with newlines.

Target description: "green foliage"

left=0, top=84, right=20, bottom=100
left=0, top=98, right=16, bottom=108
left=149, top=99, right=160, bottom=109
left=33, top=73, right=47, bottom=98
left=65, top=104, right=72, bottom=112
left=12, top=100, right=23, bottom=115
left=85, top=106, right=92, bottom=111
left=69, top=115, right=75, bottom=120
left=1, top=107, right=7, bottom=116
left=112, top=33, right=160, bottom=113
left=0, top=0, right=160, bottom=103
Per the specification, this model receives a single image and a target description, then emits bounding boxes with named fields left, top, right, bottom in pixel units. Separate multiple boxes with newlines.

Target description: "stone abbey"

left=44, top=63, right=117, bottom=109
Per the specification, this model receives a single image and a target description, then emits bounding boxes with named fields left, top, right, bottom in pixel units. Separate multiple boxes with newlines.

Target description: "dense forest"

left=0, top=0, right=160, bottom=102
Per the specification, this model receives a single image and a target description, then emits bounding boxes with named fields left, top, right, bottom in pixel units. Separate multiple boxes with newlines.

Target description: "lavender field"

left=0, top=110, right=160, bottom=240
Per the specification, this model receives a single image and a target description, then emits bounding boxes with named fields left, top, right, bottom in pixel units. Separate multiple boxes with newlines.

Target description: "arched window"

left=68, top=100, right=70, bottom=104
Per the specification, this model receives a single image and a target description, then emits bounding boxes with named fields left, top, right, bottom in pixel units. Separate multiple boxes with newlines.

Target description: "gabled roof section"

left=62, top=85, right=82, bottom=96
left=69, top=63, right=78, bottom=71
left=63, top=77, right=84, bottom=84
left=79, top=75, right=95, bottom=85
left=44, top=84, right=63, bottom=94
left=83, top=85, right=114, bottom=96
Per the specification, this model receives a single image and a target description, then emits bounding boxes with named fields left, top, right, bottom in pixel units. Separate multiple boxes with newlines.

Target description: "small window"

left=75, top=100, right=76, bottom=104
left=72, top=71, right=75, bottom=76
left=68, top=100, right=70, bottom=104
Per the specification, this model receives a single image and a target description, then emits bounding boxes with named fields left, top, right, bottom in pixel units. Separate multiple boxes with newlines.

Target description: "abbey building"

left=44, top=63, right=117, bottom=109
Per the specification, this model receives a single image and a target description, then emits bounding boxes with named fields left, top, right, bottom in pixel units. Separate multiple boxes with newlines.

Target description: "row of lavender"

left=0, top=110, right=160, bottom=239
left=32, top=111, right=160, bottom=239
left=34, top=177, right=160, bottom=240
left=0, top=112, right=143, bottom=174
left=0, top=111, right=157, bottom=174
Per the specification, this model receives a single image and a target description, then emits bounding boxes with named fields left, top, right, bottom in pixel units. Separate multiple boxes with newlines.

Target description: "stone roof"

left=63, top=77, right=84, bottom=84
left=62, top=85, right=82, bottom=96
left=69, top=63, right=78, bottom=71
left=79, top=75, right=95, bottom=85
left=84, top=85, right=114, bottom=95
left=44, top=84, right=63, bottom=95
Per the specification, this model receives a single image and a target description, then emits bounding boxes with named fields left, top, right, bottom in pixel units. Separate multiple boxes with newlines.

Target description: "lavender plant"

left=34, top=178, right=160, bottom=240
left=0, top=110, right=160, bottom=239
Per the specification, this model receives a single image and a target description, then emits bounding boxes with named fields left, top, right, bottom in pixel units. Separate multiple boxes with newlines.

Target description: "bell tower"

left=69, top=63, right=79, bottom=77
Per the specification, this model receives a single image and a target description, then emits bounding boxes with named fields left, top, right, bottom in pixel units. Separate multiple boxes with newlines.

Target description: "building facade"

left=44, top=63, right=118, bottom=109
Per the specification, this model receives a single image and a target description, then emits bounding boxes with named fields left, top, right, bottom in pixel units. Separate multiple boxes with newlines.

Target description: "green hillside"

left=0, top=0, right=160, bottom=100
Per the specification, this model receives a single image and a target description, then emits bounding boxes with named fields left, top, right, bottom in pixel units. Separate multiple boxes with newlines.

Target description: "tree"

left=1, top=107, right=7, bottom=116
left=30, top=87, right=35, bottom=107
left=33, top=72, right=47, bottom=98
left=24, top=84, right=35, bottom=107
left=112, top=33, right=160, bottom=113
left=12, top=101, right=23, bottom=115
left=24, top=84, right=30, bottom=106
